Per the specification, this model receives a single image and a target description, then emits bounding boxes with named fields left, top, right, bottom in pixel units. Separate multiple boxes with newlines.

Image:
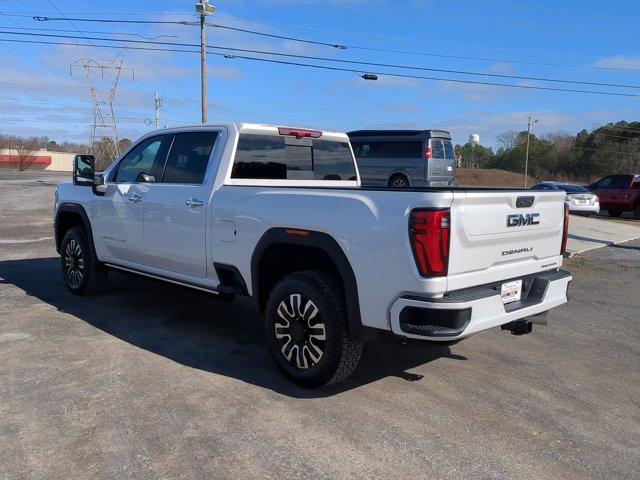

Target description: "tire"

left=265, top=271, right=363, bottom=388
left=634, top=203, right=640, bottom=220
left=608, top=209, right=623, bottom=218
left=60, top=226, right=108, bottom=295
left=388, top=174, right=409, bottom=188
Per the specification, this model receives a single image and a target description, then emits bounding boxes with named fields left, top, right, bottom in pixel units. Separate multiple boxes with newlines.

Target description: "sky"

left=0, top=0, right=639, bottom=149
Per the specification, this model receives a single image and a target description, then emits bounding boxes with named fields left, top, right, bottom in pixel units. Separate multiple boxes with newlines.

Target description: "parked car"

left=348, top=129, right=456, bottom=187
left=587, top=174, right=640, bottom=218
left=531, top=181, right=600, bottom=216
left=54, top=123, right=571, bottom=388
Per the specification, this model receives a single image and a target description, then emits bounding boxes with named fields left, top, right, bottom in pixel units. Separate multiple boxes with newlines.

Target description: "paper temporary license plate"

left=501, top=279, right=523, bottom=304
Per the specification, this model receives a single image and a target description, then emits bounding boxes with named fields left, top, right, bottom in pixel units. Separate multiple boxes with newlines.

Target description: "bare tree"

left=496, top=130, right=519, bottom=151
left=14, top=138, right=40, bottom=172
left=92, top=136, right=120, bottom=170
left=543, top=131, right=574, bottom=150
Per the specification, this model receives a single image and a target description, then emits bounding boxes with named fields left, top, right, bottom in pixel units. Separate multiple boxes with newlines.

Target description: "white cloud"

left=436, top=81, right=509, bottom=103
left=595, top=55, right=640, bottom=70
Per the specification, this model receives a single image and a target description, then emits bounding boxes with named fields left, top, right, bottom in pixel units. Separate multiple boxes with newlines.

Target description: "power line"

left=2, top=29, right=640, bottom=91
left=0, top=25, right=179, bottom=40
left=207, top=22, right=346, bottom=49
left=30, top=14, right=640, bottom=72
left=2, top=37, right=640, bottom=98
left=32, top=15, right=193, bottom=25
left=217, top=15, right=640, bottom=69
left=44, top=1, right=113, bottom=62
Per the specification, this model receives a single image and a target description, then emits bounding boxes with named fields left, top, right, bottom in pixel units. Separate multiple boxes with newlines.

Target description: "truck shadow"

left=0, top=257, right=466, bottom=398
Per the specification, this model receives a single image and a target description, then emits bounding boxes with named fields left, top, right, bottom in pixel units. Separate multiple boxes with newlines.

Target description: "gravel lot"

left=1, top=171, right=639, bottom=479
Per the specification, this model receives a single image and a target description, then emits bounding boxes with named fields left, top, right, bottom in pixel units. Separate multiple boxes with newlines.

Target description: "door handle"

left=128, top=193, right=143, bottom=203
left=185, top=198, right=204, bottom=208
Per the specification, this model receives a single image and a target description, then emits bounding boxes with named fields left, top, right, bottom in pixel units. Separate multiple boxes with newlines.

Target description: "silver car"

left=531, top=181, right=600, bottom=216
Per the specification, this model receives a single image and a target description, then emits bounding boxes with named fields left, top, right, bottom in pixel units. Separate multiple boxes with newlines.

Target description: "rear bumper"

left=389, top=269, right=572, bottom=341
left=568, top=202, right=599, bottom=214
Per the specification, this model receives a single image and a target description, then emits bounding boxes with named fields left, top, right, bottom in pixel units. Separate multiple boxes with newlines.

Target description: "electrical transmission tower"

left=71, top=53, right=134, bottom=166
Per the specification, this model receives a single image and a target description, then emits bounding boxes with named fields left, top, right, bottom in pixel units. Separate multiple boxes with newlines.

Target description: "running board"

left=104, top=263, right=221, bottom=295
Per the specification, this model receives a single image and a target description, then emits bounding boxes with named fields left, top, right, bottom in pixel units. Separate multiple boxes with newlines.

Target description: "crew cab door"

left=590, top=176, right=612, bottom=207
left=142, top=131, right=220, bottom=278
left=608, top=175, right=632, bottom=208
left=92, top=134, right=171, bottom=264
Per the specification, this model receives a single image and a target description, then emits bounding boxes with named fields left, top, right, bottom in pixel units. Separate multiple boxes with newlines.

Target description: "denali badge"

left=506, top=213, right=540, bottom=227
left=502, top=247, right=533, bottom=256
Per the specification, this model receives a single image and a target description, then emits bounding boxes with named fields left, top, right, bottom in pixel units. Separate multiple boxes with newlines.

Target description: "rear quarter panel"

left=210, top=186, right=453, bottom=330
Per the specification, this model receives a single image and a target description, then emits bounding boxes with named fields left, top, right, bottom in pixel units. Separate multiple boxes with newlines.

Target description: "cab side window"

left=162, top=131, right=218, bottom=184
left=114, top=135, right=171, bottom=183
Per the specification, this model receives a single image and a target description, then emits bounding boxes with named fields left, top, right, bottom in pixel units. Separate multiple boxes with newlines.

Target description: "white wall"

left=45, top=152, right=76, bottom=172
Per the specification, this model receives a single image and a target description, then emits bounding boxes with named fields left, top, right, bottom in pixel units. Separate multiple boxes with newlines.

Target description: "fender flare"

left=251, top=228, right=364, bottom=340
left=54, top=202, right=96, bottom=257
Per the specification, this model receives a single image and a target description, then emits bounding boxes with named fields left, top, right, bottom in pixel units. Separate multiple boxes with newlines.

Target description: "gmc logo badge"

left=506, top=213, right=540, bottom=227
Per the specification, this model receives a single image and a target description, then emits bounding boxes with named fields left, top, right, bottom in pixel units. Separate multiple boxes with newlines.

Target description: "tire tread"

left=295, top=270, right=363, bottom=386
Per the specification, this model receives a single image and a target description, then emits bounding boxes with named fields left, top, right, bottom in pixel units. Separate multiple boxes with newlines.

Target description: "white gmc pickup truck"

left=54, top=123, right=572, bottom=387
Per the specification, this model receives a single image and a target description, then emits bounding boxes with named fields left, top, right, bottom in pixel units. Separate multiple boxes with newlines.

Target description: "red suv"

left=588, top=174, right=640, bottom=218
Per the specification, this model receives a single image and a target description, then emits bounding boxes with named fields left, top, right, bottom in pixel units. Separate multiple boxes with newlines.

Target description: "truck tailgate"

left=447, top=190, right=566, bottom=291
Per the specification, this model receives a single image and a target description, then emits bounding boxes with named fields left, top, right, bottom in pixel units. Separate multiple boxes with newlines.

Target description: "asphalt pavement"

left=1, top=172, right=639, bottom=479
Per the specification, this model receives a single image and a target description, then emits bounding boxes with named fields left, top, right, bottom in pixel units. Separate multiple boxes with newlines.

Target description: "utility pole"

left=195, top=0, right=216, bottom=124
left=154, top=91, right=162, bottom=130
left=524, top=116, right=538, bottom=188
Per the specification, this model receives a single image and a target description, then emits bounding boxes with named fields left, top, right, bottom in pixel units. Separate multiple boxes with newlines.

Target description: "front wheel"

left=634, top=203, right=640, bottom=220
left=608, top=209, right=623, bottom=218
left=61, top=226, right=108, bottom=295
left=265, top=271, right=363, bottom=388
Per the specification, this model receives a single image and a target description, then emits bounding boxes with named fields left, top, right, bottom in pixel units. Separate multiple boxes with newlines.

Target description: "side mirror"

left=136, top=172, right=156, bottom=183
left=73, top=155, right=95, bottom=186
left=93, top=173, right=107, bottom=194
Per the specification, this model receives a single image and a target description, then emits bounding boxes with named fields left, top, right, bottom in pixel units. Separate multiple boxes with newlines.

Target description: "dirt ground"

left=1, top=171, right=639, bottom=479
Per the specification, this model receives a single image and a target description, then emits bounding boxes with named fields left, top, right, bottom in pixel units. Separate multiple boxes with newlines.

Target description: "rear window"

left=351, top=141, right=422, bottom=159
left=559, top=185, right=588, bottom=194
left=531, top=183, right=555, bottom=191
left=430, top=139, right=445, bottom=159
left=231, top=134, right=357, bottom=181
left=443, top=139, right=455, bottom=160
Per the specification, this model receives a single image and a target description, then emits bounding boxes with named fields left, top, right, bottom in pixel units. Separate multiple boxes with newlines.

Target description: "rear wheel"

left=61, top=226, right=107, bottom=295
left=634, top=203, right=640, bottom=220
left=388, top=174, right=409, bottom=188
left=608, top=209, right=623, bottom=218
left=265, top=271, right=362, bottom=388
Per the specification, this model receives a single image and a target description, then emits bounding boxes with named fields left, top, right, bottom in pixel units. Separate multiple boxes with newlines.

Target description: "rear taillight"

left=424, top=147, right=432, bottom=159
left=560, top=203, right=570, bottom=255
left=409, top=209, right=450, bottom=277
